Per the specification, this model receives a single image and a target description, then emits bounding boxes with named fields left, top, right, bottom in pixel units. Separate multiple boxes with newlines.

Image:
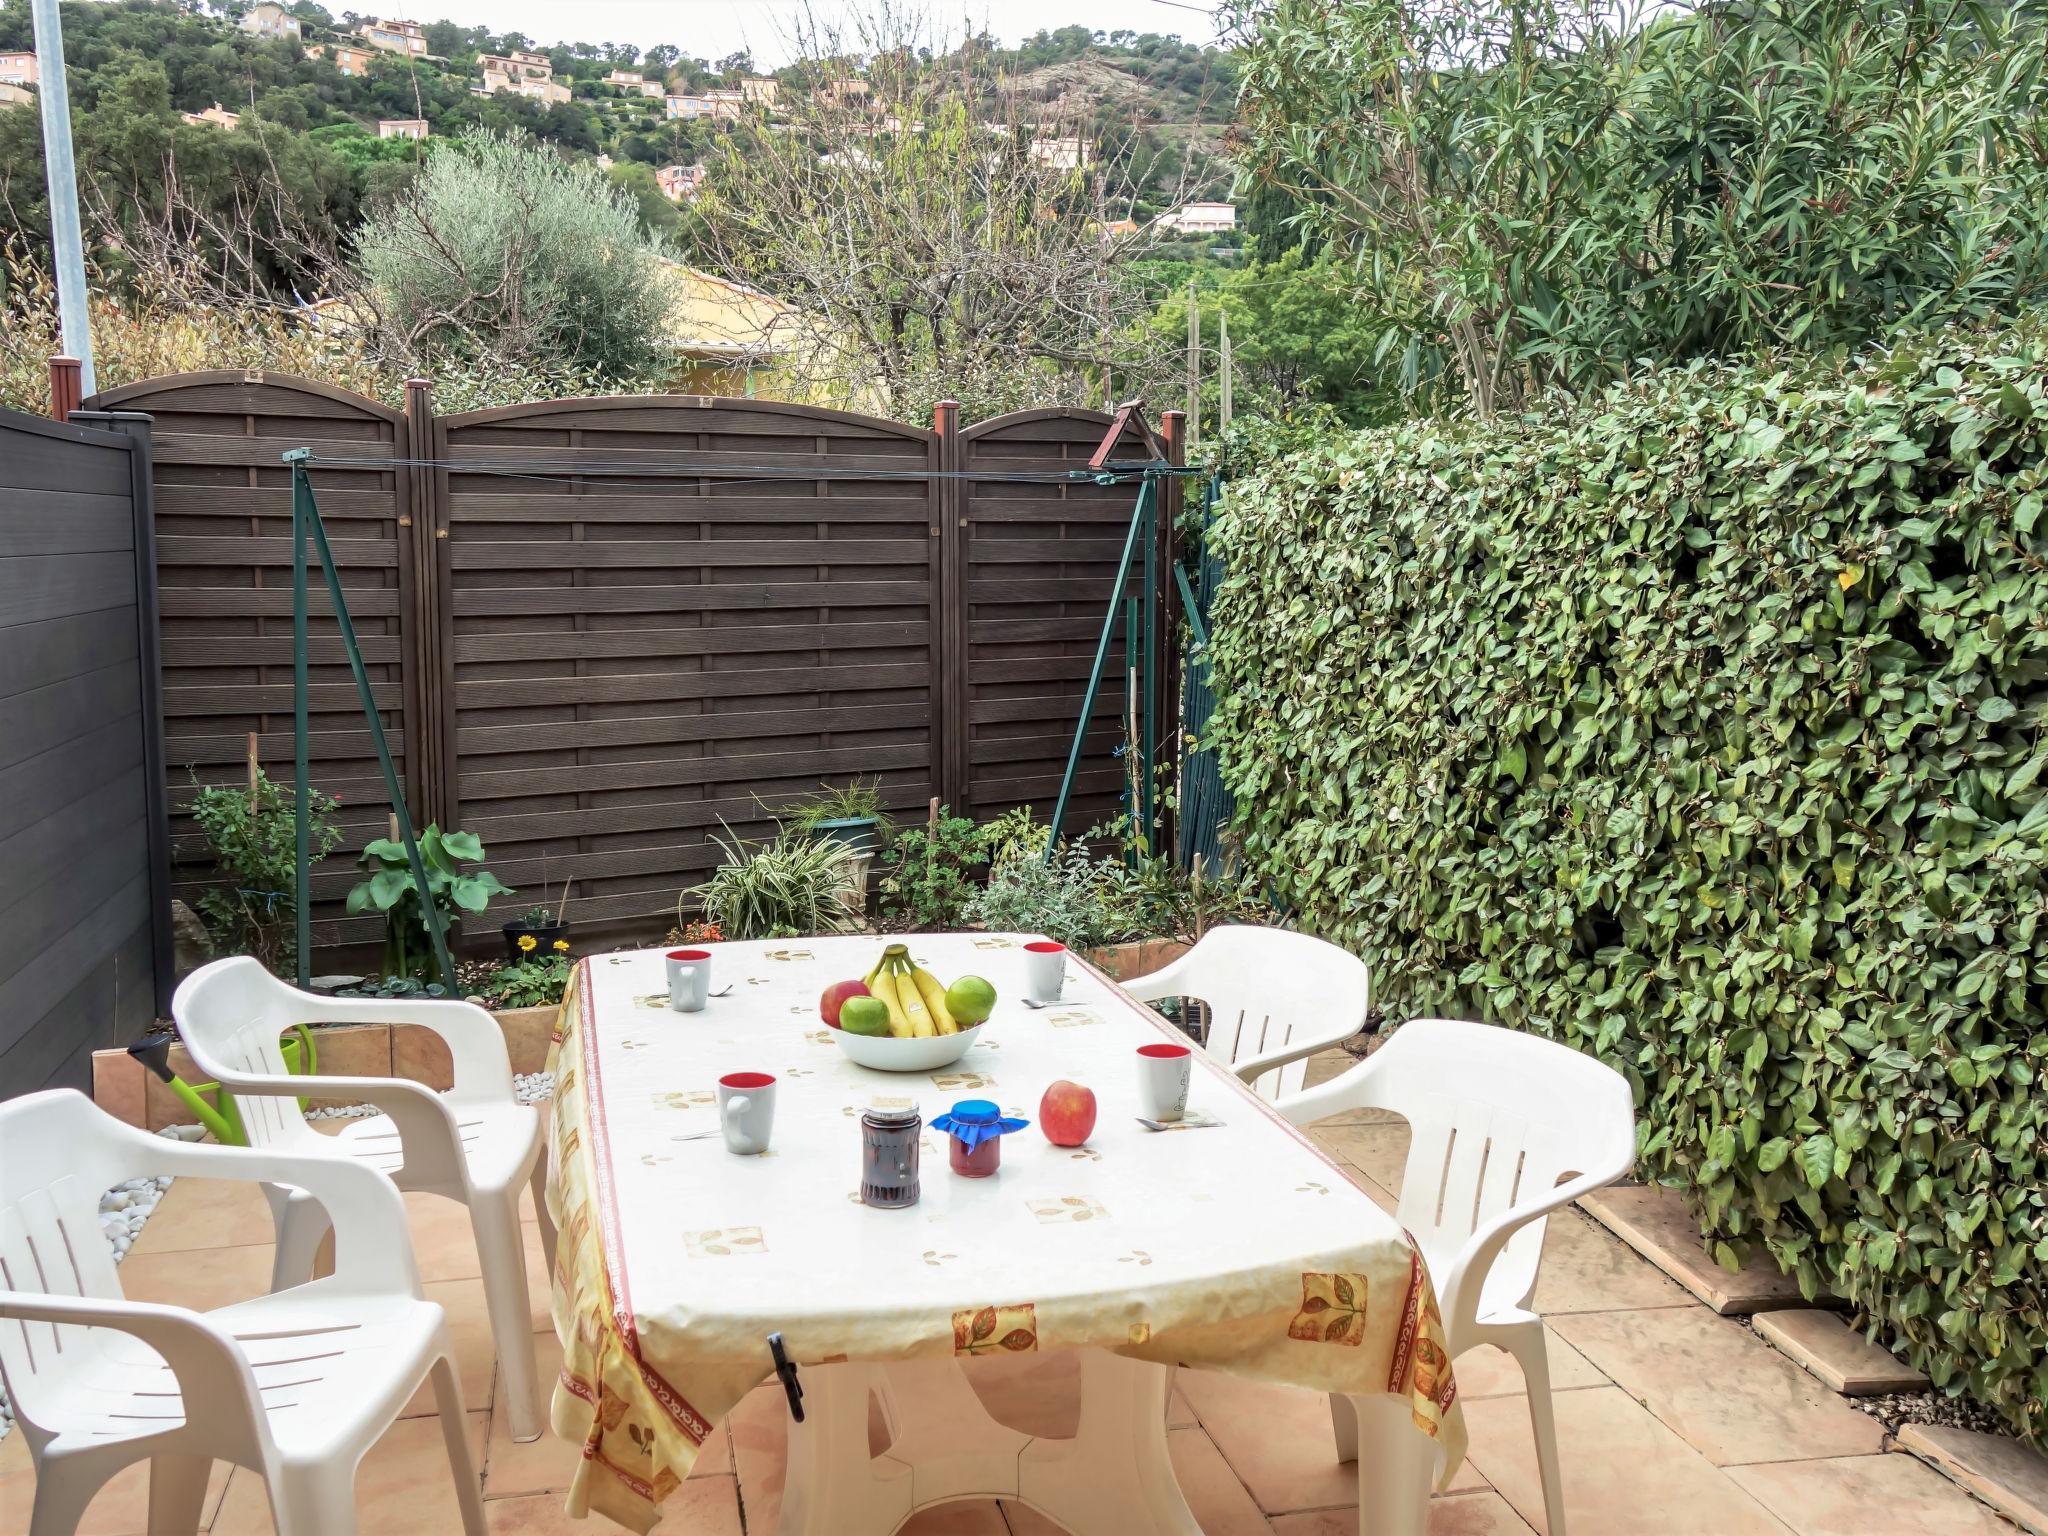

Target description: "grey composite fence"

left=0, top=406, right=171, bottom=1097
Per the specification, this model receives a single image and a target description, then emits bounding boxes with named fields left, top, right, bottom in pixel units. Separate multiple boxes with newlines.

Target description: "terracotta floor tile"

left=1462, top=1388, right=1793, bottom=1536
left=1168, top=1424, right=1281, bottom=1535
left=967, top=1351, right=1081, bottom=1440
left=404, top=1190, right=485, bottom=1283
left=1312, top=1124, right=1411, bottom=1194
left=1527, top=1210, right=1694, bottom=1316
left=400, top=1279, right=498, bottom=1420
left=899, top=1500, right=1010, bottom=1533
left=485, top=1480, right=743, bottom=1535
left=730, top=1377, right=791, bottom=1533
left=1451, top=1331, right=1607, bottom=1399
left=1726, top=1452, right=2021, bottom=1536
left=115, top=1243, right=277, bottom=1312
left=0, top=1431, right=231, bottom=1536
left=692, top=1423, right=736, bottom=1479
left=522, top=1222, right=553, bottom=1330
left=126, top=1176, right=276, bottom=1256
left=1549, top=1309, right=1884, bottom=1465
left=484, top=1331, right=577, bottom=1498
left=1271, top=1489, right=1540, bottom=1535
left=210, top=1413, right=488, bottom=1535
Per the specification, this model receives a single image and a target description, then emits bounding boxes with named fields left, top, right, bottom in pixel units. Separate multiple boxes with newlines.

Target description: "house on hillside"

left=1029, top=136, right=1090, bottom=171
left=0, top=51, right=37, bottom=86
left=655, top=262, right=799, bottom=396
left=665, top=92, right=739, bottom=123
left=824, top=77, right=870, bottom=108
left=494, top=75, right=569, bottom=103
left=656, top=163, right=707, bottom=201
left=1157, top=201, right=1237, bottom=234
left=480, top=50, right=553, bottom=82
left=0, top=81, right=31, bottom=109
left=310, top=42, right=374, bottom=76
left=239, top=3, right=301, bottom=42
left=604, top=69, right=664, bottom=97
left=180, top=102, right=242, bottom=131
left=740, top=77, right=779, bottom=108
left=359, top=18, right=426, bottom=57
left=378, top=117, right=429, bottom=140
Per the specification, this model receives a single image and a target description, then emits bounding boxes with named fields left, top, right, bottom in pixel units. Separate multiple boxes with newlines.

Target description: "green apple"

left=945, top=975, right=997, bottom=1025
left=839, top=995, right=893, bottom=1037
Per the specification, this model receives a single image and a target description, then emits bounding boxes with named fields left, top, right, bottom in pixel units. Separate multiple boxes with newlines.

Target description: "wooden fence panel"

left=82, top=373, right=418, bottom=952
left=0, top=408, right=167, bottom=1096
left=430, top=397, right=944, bottom=936
left=958, top=409, right=1157, bottom=835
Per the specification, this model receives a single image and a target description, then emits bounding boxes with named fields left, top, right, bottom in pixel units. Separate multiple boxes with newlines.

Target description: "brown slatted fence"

left=81, top=373, right=419, bottom=954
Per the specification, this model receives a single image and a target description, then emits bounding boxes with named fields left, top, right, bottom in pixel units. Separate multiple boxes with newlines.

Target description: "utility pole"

left=1218, top=307, right=1233, bottom=436
left=1184, top=279, right=1199, bottom=451
left=32, top=0, right=94, bottom=396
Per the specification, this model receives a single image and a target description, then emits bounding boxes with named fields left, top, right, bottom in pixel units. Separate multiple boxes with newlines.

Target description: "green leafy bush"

left=877, top=808, right=987, bottom=930
left=345, top=825, right=512, bottom=980
left=1207, top=329, right=2048, bottom=1439
left=965, top=843, right=1118, bottom=950
left=687, top=828, right=861, bottom=940
left=188, top=768, right=341, bottom=975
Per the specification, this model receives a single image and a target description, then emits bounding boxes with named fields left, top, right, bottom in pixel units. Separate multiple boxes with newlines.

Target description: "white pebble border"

left=0, top=1073, right=555, bottom=1439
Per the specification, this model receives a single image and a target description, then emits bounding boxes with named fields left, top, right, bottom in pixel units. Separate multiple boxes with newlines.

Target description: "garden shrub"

left=1206, top=330, right=2048, bottom=1439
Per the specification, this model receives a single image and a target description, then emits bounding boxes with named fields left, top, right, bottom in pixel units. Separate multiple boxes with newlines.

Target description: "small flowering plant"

left=489, top=940, right=572, bottom=1009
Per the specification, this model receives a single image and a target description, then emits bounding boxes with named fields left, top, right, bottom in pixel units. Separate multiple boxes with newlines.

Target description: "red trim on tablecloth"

left=573, top=958, right=713, bottom=1445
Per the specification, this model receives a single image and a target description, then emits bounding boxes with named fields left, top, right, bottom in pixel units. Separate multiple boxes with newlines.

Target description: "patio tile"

left=1311, top=1123, right=1410, bottom=1194
left=1527, top=1210, right=1694, bottom=1316
left=484, top=1330, right=578, bottom=1498
left=731, top=1376, right=792, bottom=1533
left=126, top=1175, right=275, bottom=1255
left=403, top=1189, right=486, bottom=1283
left=1751, top=1310, right=1928, bottom=1396
left=1449, top=1330, right=1606, bottom=1400
left=967, top=1350, right=1081, bottom=1439
left=1176, top=1369, right=1485, bottom=1515
left=116, top=1241, right=276, bottom=1312
left=0, top=1430, right=232, bottom=1536
left=483, top=1481, right=743, bottom=1535
left=1549, top=1307, right=1883, bottom=1465
left=1579, top=1186, right=1822, bottom=1315
left=399, top=1278, right=498, bottom=1419
left=1727, top=1452, right=2024, bottom=1536
left=1461, top=1387, right=1794, bottom=1536
left=1005, top=1429, right=1272, bottom=1536
left=1270, top=1489, right=1539, bottom=1535
left=1897, top=1423, right=2048, bottom=1534
left=900, top=1501, right=1010, bottom=1533
left=210, top=1412, right=488, bottom=1534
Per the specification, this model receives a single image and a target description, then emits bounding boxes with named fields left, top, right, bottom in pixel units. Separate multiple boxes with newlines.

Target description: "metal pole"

left=1219, top=309, right=1233, bottom=436
left=31, top=0, right=95, bottom=396
left=1139, top=469, right=1158, bottom=845
left=292, top=466, right=312, bottom=986
left=1184, top=281, right=1199, bottom=452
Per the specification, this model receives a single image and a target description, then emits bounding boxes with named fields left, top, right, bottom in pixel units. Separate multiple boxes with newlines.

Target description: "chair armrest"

left=306, top=996, right=515, bottom=1101
left=198, top=1065, right=463, bottom=1187
left=1231, top=1033, right=1340, bottom=1087
left=1265, top=1048, right=1392, bottom=1128
left=1118, top=950, right=1196, bottom=1003
left=0, top=1291, right=270, bottom=1443
left=1438, top=1162, right=1631, bottom=1341
left=118, top=1130, right=425, bottom=1295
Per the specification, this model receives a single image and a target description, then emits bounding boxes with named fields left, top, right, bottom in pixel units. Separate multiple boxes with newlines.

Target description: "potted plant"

left=778, top=778, right=892, bottom=853
left=344, top=824, right=512, bottom=980
left=502, top=878, right=572, bottom=961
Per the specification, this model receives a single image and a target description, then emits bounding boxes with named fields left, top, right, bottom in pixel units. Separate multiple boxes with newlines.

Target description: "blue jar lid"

left=931, top=1099, right=1028, bottom=1148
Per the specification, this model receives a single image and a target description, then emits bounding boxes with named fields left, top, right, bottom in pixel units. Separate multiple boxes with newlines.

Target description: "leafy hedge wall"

left=1206, top=333, right=2048, bottom=1438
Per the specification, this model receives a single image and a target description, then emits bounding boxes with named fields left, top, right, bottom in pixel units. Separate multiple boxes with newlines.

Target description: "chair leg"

left=1504, top=1324, right=1567, bottom=1536
left=28, top=1464, right=107, bottom=1536
left=147, top=1453, right=213, bottom=1535
left=265, top=1183, right=332, bottom=1292
left=473, top=1191, right=545, bottom=1442
left=270, top=1459, right=359, bottom=1536
left=1328, top=1390, right=1359, bottom=1463
left=431, top=1352, right=489, bottom=1536
left=528, top=1145, right=559, bottom=1270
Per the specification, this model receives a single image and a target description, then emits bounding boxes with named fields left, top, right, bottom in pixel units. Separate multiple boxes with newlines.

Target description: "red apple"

left=1039, top=1080, right=1098, bottom=1147
left=819, top=978, right=870, bottom=1029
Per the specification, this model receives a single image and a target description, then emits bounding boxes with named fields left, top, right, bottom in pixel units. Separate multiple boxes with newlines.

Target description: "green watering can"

left=127, top=1023, right=320, bottom=1144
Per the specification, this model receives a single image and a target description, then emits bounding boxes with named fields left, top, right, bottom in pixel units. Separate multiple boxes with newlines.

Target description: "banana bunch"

left=862, top=944, right=958, bottom=1037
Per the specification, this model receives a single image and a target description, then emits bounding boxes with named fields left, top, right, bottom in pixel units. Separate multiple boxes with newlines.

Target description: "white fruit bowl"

left=831, top=1023, right=985, bottom=1072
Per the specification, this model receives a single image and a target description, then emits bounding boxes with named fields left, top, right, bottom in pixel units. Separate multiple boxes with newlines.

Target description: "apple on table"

left=820, top=979, right=870, bottom=1028
left=1040, top=1080, right=1097, bottom=1147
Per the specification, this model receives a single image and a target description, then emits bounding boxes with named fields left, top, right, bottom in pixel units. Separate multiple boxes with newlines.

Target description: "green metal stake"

left=1046, top=475, right=1156, bottom=857
left=292, top=463, right=312, bottom=986
left=286, top=453, right=455, bottom=990
left=1139, top=470, right=1158, bottom=843
left=1124, top=593, right=1142, bottom=865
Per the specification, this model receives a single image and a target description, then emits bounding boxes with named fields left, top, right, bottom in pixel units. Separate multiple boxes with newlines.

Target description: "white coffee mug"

left=718, top=1071, right=776, bottom=1154
left=667, top=947, right=712, bottom=1012
left=1136, top=1042, right=1192, bottom=1122
left=1022, top=940, right=1067, bottom=1005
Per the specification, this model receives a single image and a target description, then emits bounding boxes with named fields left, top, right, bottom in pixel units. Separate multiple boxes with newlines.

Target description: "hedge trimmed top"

left=1207, top=330, right=2048, bottom=1439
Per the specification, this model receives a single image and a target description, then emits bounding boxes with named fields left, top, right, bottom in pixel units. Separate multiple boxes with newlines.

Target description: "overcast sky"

left=387, top=1, right=1228, bottom=66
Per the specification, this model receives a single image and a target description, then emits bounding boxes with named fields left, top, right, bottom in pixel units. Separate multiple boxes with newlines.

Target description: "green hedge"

left=1206, top=333, right=2048, bottom=1438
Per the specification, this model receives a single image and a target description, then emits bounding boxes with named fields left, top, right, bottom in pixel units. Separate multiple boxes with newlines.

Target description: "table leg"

left=779, top=1362, right=913, bottom=1536
left=1015, top=1352, right=1201, bottom=1536
left=1349, top=1395, right=1434, bottom=1536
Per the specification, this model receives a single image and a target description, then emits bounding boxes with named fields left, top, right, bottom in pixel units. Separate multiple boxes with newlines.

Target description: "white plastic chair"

left=1122, top=924, right=1370, bottom=1099
left=0, top=1089, right=485, bottom=1536
left=173, top=956, right=555, bottom=1443
left=1263, top=1017, right=1636, bottom=1536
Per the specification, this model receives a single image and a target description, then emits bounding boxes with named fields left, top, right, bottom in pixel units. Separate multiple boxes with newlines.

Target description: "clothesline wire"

left=295, top=452, right=1209, bottom=490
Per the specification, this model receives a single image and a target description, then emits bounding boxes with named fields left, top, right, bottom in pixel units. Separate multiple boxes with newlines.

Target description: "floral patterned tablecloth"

left=543, top=934, right=1463, bottom=1531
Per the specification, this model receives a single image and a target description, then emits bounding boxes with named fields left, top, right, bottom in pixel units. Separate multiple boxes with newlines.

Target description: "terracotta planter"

left=1079, top=937, right=1190, bottom=981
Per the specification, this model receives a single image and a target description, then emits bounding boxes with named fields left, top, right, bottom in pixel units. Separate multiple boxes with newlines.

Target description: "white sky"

left=381, top=1, right=1228, bottom=67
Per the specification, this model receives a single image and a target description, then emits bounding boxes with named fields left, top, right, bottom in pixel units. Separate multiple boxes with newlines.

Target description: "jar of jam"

left=931, top=1099, right=1028, bottom=1179
left=860, top=1099, right=922, bottom=1208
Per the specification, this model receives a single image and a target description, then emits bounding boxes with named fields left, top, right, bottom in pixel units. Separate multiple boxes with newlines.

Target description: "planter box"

left=90, top=1004, right=563, bottom=1128
left=1080, top=937, right=1190, bottom=981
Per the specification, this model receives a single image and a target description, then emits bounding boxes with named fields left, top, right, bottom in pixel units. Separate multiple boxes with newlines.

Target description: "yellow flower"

left=518, top=934, right=537, bottom=952
left=552, top=938, right=570, bottom=953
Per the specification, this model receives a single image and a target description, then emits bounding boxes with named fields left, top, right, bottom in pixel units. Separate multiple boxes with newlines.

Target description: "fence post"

left=70, top=408, right=172, bottom=1015
left=933, top=399, right=966, bottom=815
left=1159, top=410, right=1186, bottom=861
left=49, top=356, right=82, bottom=422
left=402, top=377, right=443, bottom=826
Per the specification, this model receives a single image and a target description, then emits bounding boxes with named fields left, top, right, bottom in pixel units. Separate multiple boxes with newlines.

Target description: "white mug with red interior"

left=718, top=1071, right=776, bottom=1154
left=1136, top=1042, right=1192, bottom=1122
left=1022, top=940, right=1067, bottom=1004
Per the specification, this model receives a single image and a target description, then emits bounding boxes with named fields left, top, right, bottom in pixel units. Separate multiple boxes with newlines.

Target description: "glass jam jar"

left=860, top=1100, right=921, bottom=1208
left=931, top=1099, right=1027, bottom=1179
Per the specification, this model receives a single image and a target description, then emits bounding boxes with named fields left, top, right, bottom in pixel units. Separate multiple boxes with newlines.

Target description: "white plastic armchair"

left=1274, top=1018, right=1635, bottom=1536
left=1121, top=925, right=1370, bottom=1099
left=0, top=1089, right=484, bottom=1536
left=173, top=955, right=555, bottom=1442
